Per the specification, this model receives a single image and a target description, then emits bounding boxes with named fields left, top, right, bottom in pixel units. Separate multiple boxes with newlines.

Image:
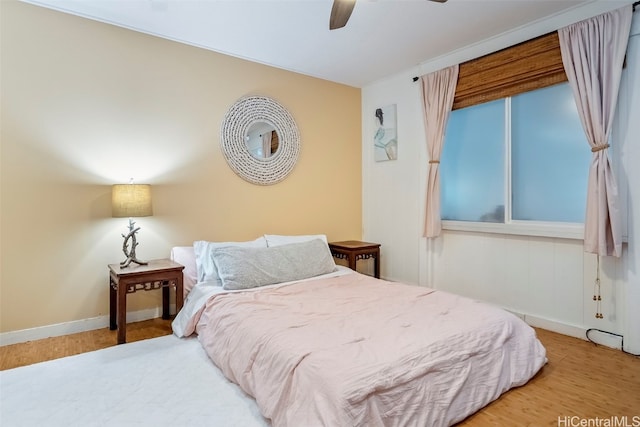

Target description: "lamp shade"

left=111, top=184, right=153, bottom=218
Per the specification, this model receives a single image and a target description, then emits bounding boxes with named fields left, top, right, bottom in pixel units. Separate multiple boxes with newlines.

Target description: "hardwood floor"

left=0, top=318, right=172, bottom=371
left=459, top=328, right=640, bottom=426
left=1, top=321, right=638, bottom=426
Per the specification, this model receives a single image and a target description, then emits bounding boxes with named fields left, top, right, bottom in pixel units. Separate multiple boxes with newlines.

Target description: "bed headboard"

left=170, top=246, right=197, bottom=297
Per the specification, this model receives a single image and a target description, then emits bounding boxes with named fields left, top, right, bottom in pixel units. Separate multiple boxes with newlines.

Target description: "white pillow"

left=213, top=239, right=336, bottom=290
left=169, top=246, right=197, bottom=298
left=193, top=237, right=267, bottom=285
left=264, top=234, right=328, bottom=247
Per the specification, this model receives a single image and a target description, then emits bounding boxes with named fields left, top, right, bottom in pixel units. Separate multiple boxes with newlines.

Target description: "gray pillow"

left=212, top=238, right=337, bottom=290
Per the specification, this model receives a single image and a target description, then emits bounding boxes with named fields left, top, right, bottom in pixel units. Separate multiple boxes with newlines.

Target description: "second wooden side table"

left=328, top=240, right=381, bottom=278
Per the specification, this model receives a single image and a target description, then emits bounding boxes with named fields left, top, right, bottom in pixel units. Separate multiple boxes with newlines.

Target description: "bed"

left=171, top=235, right=547, bottom=427
left=0, top=334, right=269, bottom=426
left=0, top=236, right=545, bottom=426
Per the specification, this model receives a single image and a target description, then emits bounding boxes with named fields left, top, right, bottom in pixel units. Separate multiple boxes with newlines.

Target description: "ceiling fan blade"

left=330, top=0, right=356, bottom=30
left=428, top=0, right=448, bottom=2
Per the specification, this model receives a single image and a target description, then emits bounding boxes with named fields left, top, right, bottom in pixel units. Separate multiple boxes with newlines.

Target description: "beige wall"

left=0, top=1, right=362, bottom=333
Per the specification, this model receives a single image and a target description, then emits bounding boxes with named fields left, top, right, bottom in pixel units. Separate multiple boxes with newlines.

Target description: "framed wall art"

left=374, top=104, right=397, bottom=162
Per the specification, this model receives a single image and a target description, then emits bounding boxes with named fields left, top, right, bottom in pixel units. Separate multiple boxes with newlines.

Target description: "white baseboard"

left=1, top=305, right=624, bottom=351
left=510, top=311, right=623, bottom=350
left=0, top=305, right=175, bottom=347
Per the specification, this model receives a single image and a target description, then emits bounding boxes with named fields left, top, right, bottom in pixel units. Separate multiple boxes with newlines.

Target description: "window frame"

left=441, top=94, right=587, bottom=240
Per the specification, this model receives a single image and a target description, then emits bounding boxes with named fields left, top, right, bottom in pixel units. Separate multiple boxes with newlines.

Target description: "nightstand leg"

left=348, top=253, right=357, bottom=272
left=117, top=283, right=127, bottom=344
left=374, top=249, right=380, bottom=279
left=109, top=278, right=117, bottom=330
left=162, top=284, right=170, bottom=319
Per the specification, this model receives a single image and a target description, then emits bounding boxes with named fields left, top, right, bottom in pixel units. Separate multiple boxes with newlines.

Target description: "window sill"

left=441, top=220, right=585, bottom=240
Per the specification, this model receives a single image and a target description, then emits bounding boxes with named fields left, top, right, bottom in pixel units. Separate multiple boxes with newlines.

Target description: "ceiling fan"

left=330, top=0, right=448, bottom=30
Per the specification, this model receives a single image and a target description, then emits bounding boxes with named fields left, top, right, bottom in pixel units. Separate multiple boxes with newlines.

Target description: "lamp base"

left=120, top=218, right=148, bottom=269
left=120, top=255, right=148, bottom=269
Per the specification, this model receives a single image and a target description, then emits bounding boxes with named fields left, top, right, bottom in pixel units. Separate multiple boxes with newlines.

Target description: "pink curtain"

left=420, top=65, right=459, bottom=238
left=558, top=5, right=632, bottom=257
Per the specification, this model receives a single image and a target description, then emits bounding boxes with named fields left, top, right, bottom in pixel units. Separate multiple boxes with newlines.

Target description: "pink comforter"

left=188, top=272, right=546, bottom=426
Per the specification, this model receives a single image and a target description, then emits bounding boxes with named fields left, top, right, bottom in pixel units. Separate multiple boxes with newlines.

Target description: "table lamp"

left=112, top=183, right=152, bottom=268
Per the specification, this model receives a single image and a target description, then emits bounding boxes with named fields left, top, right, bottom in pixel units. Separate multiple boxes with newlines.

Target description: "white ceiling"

left=22, top=0, right=628, bottom=88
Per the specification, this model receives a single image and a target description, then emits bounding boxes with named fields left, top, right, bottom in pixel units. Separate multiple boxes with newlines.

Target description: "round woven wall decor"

left=220, top=96, right=300, bottom=185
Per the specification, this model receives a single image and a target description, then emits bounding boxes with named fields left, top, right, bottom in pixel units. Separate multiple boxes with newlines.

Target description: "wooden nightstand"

left=328, top=240, right=381, bottom=278
left=109, top=259, right=184, bottom=344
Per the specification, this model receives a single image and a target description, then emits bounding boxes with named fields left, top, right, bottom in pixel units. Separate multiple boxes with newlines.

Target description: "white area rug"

left=0, top=335, right=270, bottom=427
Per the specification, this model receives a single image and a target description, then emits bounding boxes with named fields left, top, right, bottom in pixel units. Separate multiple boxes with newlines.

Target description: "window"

left=441, top=99, right=505, bottom=223
left=440, top=82, right=590, bottom=238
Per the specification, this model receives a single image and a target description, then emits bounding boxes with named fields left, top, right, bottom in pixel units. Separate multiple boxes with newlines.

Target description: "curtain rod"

left=412, top=2, right=638, bottom=82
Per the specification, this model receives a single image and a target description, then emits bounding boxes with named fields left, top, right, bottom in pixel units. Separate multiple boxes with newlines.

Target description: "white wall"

left=362, top=72, right=425, bottom=285
left=362, top=1, right=639, bottom=353
left=620, top=11, right=640, bottom=354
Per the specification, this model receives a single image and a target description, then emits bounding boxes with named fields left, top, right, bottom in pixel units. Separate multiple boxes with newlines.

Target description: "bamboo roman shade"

left=453, top=32, right=567, bottom=110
